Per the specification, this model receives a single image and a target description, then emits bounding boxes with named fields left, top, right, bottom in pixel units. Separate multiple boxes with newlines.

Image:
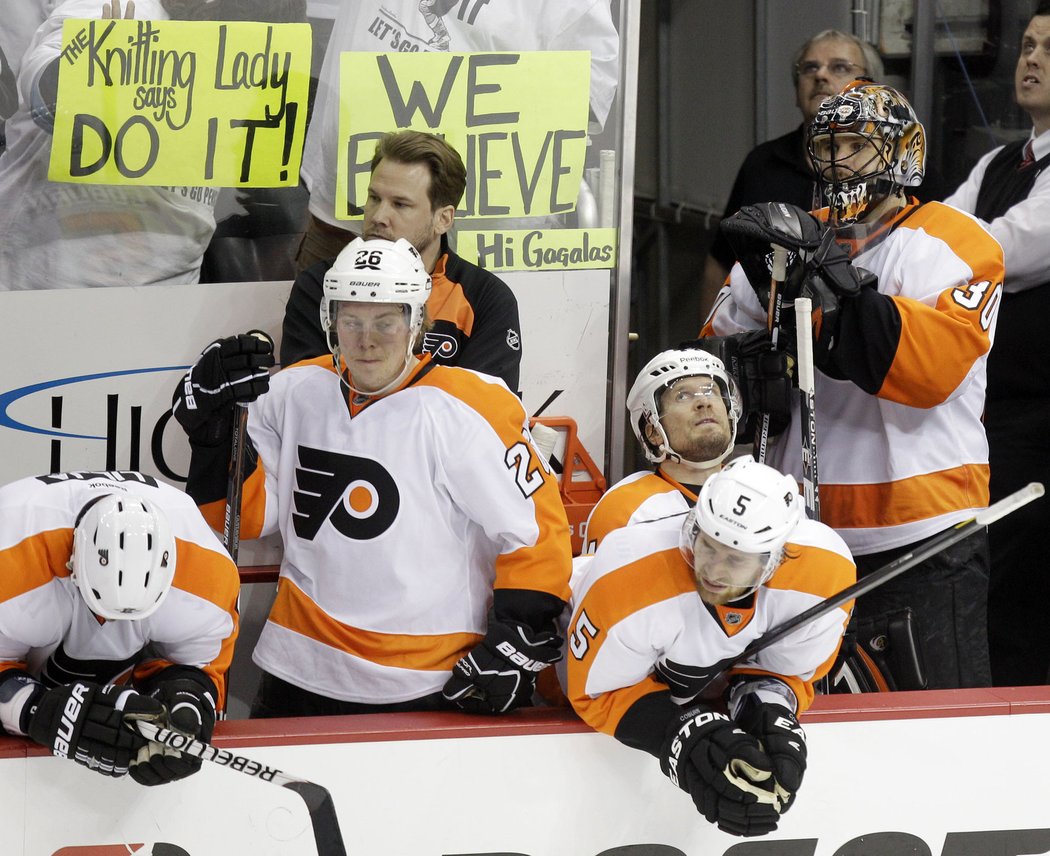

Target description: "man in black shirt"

left=282, top=130, right=522, bottom=391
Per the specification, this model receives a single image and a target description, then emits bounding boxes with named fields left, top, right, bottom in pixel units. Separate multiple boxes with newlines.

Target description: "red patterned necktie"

left=1019, top=140, right=1035, bottom=170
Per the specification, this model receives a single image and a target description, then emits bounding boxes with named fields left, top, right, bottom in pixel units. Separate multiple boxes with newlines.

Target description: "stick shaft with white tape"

left=794, top=297, right=820, bottom=520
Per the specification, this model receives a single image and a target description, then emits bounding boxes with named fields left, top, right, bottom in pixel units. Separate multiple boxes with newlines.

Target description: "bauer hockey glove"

left=659, top=704, right=782, bottom=837
left=130, top=668, right=218, bottom=787
left=172, top=332, right=274, bottom=445
left=27, top=682, right=163, bottom=778
left=442, top=619, right=563, bottom=714
left=736, top=702, right=807, bottom=813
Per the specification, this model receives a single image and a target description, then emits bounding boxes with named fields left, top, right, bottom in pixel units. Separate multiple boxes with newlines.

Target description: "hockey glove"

left=442, top=620, right=563, bottom=714
left=736, top=702, right=807, bottom=813
left=130, top=669, right=217, bottom=787
left=659, top=704, right=782, bottom=837
left=720, top=202, right=825, bottom=308
left=796, top=231, right=877, bottom=362
left=27, top=682, right=164, bottom=778
left=172, top=332, right=274, bottom=445
left=684, top=331, right=794, bottom=440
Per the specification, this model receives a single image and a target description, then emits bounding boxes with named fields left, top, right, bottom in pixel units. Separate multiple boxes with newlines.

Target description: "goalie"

left=0, top=472, right=239, bottom=785
left=701, top=80, right=1004, bottom=690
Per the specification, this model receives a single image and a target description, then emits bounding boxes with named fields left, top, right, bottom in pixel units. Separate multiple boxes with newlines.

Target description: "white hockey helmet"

left=680, top=456, right=802, bottom=595
left=807, top=80, right=926, bottom=226
left=71, top=494, right=176, bottom=620
left=321, top=236, right=431, bottom=354
left=627, top=349, right=742, bottom=468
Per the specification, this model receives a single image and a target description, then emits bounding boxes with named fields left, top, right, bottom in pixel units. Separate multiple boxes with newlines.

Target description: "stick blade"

left=282, top=780, right=348, bottom=856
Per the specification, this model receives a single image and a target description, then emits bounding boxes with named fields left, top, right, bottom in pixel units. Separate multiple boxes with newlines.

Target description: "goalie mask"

left=807, top=80, right=926, bottom=227
left=321, top=237, right=432, bottom=395
left=71, top=494, right=176, bottom=620
left=680, top=456, right=802, bottom=601
left=627, top=349, right=742, bottom=470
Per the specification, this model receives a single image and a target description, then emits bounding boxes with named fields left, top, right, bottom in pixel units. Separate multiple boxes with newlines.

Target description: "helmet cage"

left=808, top=81, right=926, bottom=226
left=71, top=494, right=176, bottom=620
left=627, top=349, right=742, bottom=469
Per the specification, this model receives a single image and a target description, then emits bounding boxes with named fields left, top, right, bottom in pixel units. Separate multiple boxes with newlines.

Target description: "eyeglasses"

left=796, top=60, right=865, bottom=78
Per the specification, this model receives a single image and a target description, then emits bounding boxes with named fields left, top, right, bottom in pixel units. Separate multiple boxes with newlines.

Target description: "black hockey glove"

left=683, top=331, right=793, bottom=440
left=720, top=202, right=825, bottom=307
left=736, top=702, right=807, bottom=813
left=442, top=620, right=563, bottom=714
left=172, top=332, right=274, bottom=445
left=659, top=704, right=782, bottom=837
left=795, top=231, right=877, bottom=362
left=130, top=669, right=217, bottom=787
left=27, top=682, right=164, bottom=778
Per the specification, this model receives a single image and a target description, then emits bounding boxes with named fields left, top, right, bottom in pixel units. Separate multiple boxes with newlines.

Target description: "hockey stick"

left=794, top=297, right=820, bottom=520
left=135, top=720, right=347, bottom=856
left=756, top=245, right=788, bottom=464
left=223, top=329, right=274, bottom=564
left=697, top=481, right=1044, bottom=693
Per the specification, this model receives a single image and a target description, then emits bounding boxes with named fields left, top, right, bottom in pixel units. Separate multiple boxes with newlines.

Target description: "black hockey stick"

left=756, top=245, right=788, bottom=464
left=794, top=296, right=820, bottom=520
left=697, top=481, right=1044, bottom=693
left=135, top=720, right=347, bottom=855
left=223, top=329, right=274, bottom=563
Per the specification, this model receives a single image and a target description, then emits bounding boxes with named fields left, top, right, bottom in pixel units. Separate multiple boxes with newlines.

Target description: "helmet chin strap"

left=333, top=335, right=420, bottom=401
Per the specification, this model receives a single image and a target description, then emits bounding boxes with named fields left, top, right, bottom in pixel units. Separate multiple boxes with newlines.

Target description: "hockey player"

left=568, top=457, right=855, bottom=837
left=701, top=80, right=1004, bottom=689
left=0, top=471, right=239, bottom=785
left=583, top=349, right=742, bottom=552
left=172, top=237, right=572, bottom=717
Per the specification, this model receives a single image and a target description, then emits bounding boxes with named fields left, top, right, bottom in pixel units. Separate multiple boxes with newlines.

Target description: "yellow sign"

left=458, top=228, right=618, bottom=272
left=337, top=51, right=591, bottom=220
left=49, top=19, right=311, bottom=186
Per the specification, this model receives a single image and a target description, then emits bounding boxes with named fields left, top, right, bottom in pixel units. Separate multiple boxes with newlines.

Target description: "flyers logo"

left=292, top=446, right=400, bottom=541
left=422, top=331, right=458, bottom=359
left=52, top=845, right=190, bottom=855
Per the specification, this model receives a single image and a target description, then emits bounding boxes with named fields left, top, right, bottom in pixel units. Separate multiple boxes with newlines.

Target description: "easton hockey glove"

left=442, top=620, right=563, bottom=714
left=737, top=702, right=807, bottom=813
left=27, top=682, right=163, bottom=778
left=172, top=332, right=274, bottom=445
left=659, top=705, right=782, bottom=837
left=130, top=668, right=218, bottom=786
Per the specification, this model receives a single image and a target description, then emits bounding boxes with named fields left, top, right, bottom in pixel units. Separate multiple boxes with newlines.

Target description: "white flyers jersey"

left=704, top=201, right=1004, bottom=554
left=567, top=517, right=855, bottom=738
left=0, top=472, right=239, bottom=706
left=583, top=470, right=694, bottom=553
left=237, top=358, right=572, bottom=704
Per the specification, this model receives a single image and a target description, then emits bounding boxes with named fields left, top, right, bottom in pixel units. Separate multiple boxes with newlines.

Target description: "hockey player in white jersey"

left=583, top=349, right=742, bottom=552
left=568, top=457, right=855, bottom=837
left=0, top=471, right=240, bottom=785
left=172, top=237, right=572, bottom=717
left=702, top=80, right=1004, bottom=689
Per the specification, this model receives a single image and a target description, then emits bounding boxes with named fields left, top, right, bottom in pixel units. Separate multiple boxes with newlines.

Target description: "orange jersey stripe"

left=268, top=577, right=482, bottom=671
left=430, top=255, right=476, bottom=337
left=418, top=369, right=572, bottom=602
left=819, top=463, right=989, bottom=530
left=0, top=528, right=72, bottom=602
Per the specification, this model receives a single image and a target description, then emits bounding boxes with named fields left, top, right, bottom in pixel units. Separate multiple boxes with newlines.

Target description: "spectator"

left=568, top=457, right=854, bottom=837
left=172, top=236, right=572, bottom=718
left=0, top=470, right=239, bottom=786
left=295, top=0, right=620, bottom=270
left=943, top=1, right=1050, bottom=686
left=583, top=348, right=742, bottom=552
left=702, top=80, right=1004, bottom=689
left=282, top=129, right=523, bottom=391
